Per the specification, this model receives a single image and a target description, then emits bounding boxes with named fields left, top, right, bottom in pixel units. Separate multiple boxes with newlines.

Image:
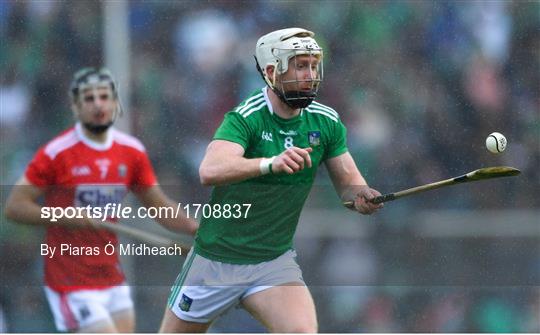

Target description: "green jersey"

left=195, top=87, right=348, bottom=264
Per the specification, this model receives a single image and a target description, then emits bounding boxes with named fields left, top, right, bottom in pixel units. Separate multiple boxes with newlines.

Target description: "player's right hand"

left=272, top=147, right=313, bottom=174
left=354, top=185, right=383, bottom=215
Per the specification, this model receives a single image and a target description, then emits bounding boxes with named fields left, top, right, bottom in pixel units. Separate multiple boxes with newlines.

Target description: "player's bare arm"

left=134, top=185, right=198, bottom=236
left=199, top=140, right=260, bottom=186
left=325, top=152, right=383, bottom=215
left=199, top=140, right=313, bottom=186
left=5, top=176, right=97, bottom=227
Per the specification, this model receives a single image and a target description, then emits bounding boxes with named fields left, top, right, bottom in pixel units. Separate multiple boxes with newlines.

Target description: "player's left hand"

left=354, top=185, right=383, bottom=215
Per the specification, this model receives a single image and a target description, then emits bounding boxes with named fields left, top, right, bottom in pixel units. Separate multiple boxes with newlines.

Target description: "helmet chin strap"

left=281, top=90, right=316, bottom=109
left=254, top=56, right=317, bottom=110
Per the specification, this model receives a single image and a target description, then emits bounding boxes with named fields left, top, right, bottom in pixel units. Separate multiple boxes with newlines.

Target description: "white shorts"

left=44, top=285, right=133, bottom=331
left=167, top=249, right=304, bottom=323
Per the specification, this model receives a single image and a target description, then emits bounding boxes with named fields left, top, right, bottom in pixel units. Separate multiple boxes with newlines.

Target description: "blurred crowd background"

left=1, top=0, right=539, bottom=332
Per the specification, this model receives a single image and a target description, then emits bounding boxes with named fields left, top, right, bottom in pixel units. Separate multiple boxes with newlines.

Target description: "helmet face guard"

left=273, top=48, right=323, bottom=109
left=255, top=28, right=324, bottom=109
left=69, top=67, right=122, bottom=134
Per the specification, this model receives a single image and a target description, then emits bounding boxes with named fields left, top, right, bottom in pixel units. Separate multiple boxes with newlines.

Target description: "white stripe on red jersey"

left=111, top=128, right=146, bottom=152
left=44, top=129, right=79, bottom=160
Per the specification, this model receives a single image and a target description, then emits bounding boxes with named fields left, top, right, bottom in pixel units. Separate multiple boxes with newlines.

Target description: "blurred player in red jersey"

left=5, top=67, right=198, bottom=333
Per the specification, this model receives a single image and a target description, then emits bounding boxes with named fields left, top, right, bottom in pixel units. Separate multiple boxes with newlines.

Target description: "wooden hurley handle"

left=342, top=166, right=520, bottom=208
left=343, top=193, right=395, bottom=208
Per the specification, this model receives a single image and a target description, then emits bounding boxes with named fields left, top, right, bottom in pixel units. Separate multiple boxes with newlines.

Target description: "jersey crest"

left=308, top=131, right=321, bottom=146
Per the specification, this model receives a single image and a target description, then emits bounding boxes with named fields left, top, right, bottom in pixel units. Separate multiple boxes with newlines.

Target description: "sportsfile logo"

left=40, top=202, right=253, bottom=222
left=41, top=203, right=132, bottom=222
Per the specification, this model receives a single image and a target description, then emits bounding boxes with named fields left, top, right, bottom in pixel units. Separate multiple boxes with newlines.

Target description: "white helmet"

left=255, top=28, right=323, bottom=109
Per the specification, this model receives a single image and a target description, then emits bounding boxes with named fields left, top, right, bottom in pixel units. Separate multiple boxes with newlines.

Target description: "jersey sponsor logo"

left=308, top=131, right=321, bottom=146
left=261, top=131, right=273, bottom=142
left=71, top=165, right=91, bottom=176
left=179, top=293, right=193, bottom=312
left=74, top=184, right=127, bottom=207
left=279, top=130, right=298, bottom=136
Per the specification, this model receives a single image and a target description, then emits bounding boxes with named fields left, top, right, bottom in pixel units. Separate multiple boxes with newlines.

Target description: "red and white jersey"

left=25, top=123, right=157, bottom=293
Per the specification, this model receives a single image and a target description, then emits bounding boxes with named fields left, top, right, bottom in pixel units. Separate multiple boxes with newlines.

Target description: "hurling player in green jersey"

left=161, top=28, right=383, bottom=333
